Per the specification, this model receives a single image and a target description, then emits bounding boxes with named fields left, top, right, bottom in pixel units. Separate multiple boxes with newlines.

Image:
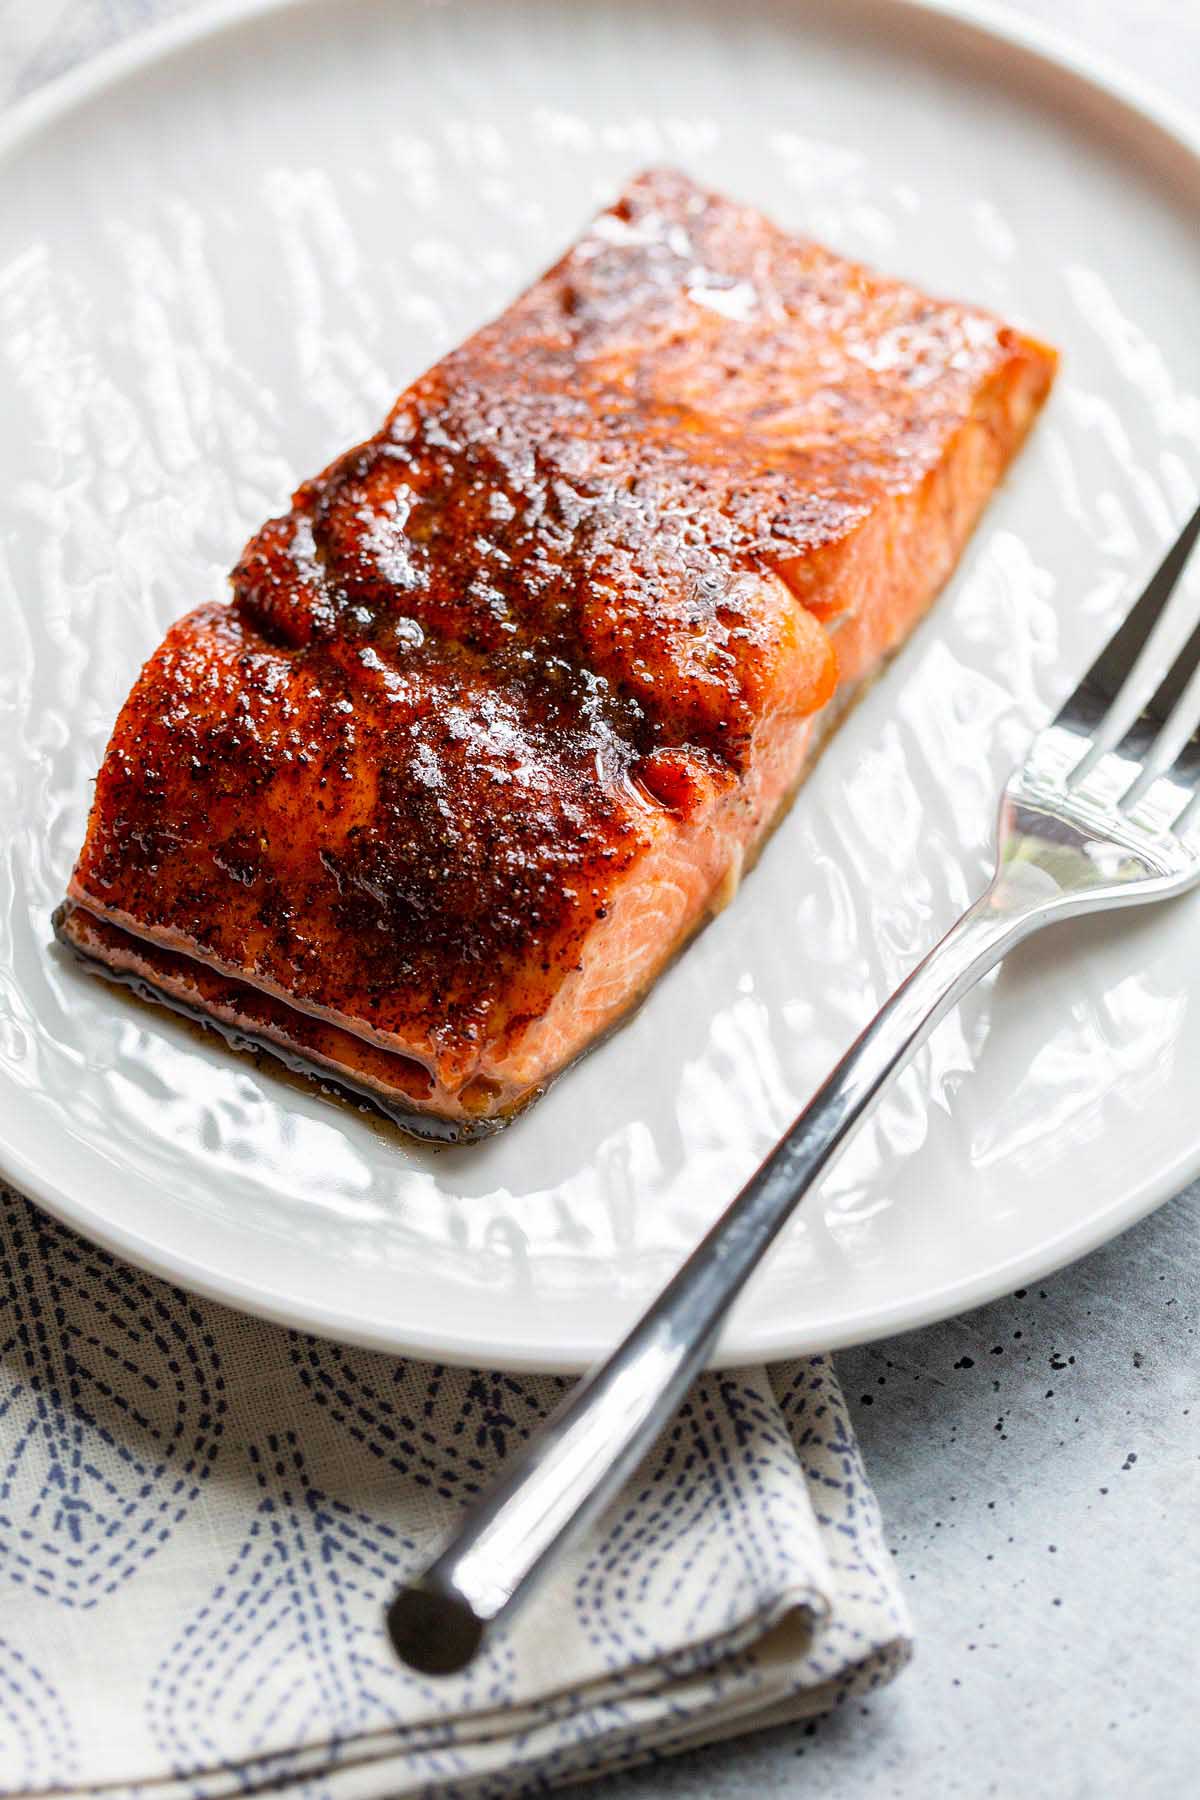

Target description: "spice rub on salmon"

left=60, top=168, right=1057, bottom=1139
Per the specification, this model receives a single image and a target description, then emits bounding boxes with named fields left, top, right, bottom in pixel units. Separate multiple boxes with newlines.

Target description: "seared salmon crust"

left=61, top=169, right=1057, bottom=1138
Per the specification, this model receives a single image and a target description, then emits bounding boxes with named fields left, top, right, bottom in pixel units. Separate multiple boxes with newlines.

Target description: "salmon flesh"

left=59, top=170, right=1057, bottom=1141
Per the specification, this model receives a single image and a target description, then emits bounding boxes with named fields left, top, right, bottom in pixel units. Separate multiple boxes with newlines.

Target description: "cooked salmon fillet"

left=59, top=169, right=1056, bottom=1140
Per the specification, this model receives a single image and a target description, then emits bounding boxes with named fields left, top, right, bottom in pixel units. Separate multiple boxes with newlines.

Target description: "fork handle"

left=387, top=878, right=1038, bottom=1674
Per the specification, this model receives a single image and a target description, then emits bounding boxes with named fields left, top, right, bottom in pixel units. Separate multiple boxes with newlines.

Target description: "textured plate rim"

left=0, top=0, right=1197, bottom=1372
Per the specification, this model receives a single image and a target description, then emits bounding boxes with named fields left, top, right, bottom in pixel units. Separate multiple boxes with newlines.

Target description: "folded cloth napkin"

left=0, top=1182, right=911, bottom=1797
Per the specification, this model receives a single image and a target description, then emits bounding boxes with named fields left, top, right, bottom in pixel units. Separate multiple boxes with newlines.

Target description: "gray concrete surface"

left=3, top=3, right=1197, bottom=1796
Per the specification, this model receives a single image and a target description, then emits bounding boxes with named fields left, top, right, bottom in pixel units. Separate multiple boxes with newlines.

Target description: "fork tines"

left=1055, top=499, right=1200, bottom=812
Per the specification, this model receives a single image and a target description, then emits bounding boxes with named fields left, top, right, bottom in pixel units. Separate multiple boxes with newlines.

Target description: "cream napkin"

left=0, top=1183, right=910, bottom=1796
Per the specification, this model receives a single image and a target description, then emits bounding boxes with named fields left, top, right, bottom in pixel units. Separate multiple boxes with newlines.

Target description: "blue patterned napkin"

left=0, top=1182, right=910, bottom=1796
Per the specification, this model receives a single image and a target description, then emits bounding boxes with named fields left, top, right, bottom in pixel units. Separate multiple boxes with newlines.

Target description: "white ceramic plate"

left=1, top=0, right=1198, bottom=1372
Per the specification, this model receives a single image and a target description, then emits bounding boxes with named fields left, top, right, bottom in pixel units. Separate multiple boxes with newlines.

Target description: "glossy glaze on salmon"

left=60, top=169, right=1057, bottom=1139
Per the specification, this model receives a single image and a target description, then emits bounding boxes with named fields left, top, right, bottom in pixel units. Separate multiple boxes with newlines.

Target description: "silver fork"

left=386, top=501, right=1200, bottom=1675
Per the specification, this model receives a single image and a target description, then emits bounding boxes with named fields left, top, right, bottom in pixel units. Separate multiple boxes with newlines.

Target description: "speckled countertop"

left=3, top=3, right=1198, bottom=1795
